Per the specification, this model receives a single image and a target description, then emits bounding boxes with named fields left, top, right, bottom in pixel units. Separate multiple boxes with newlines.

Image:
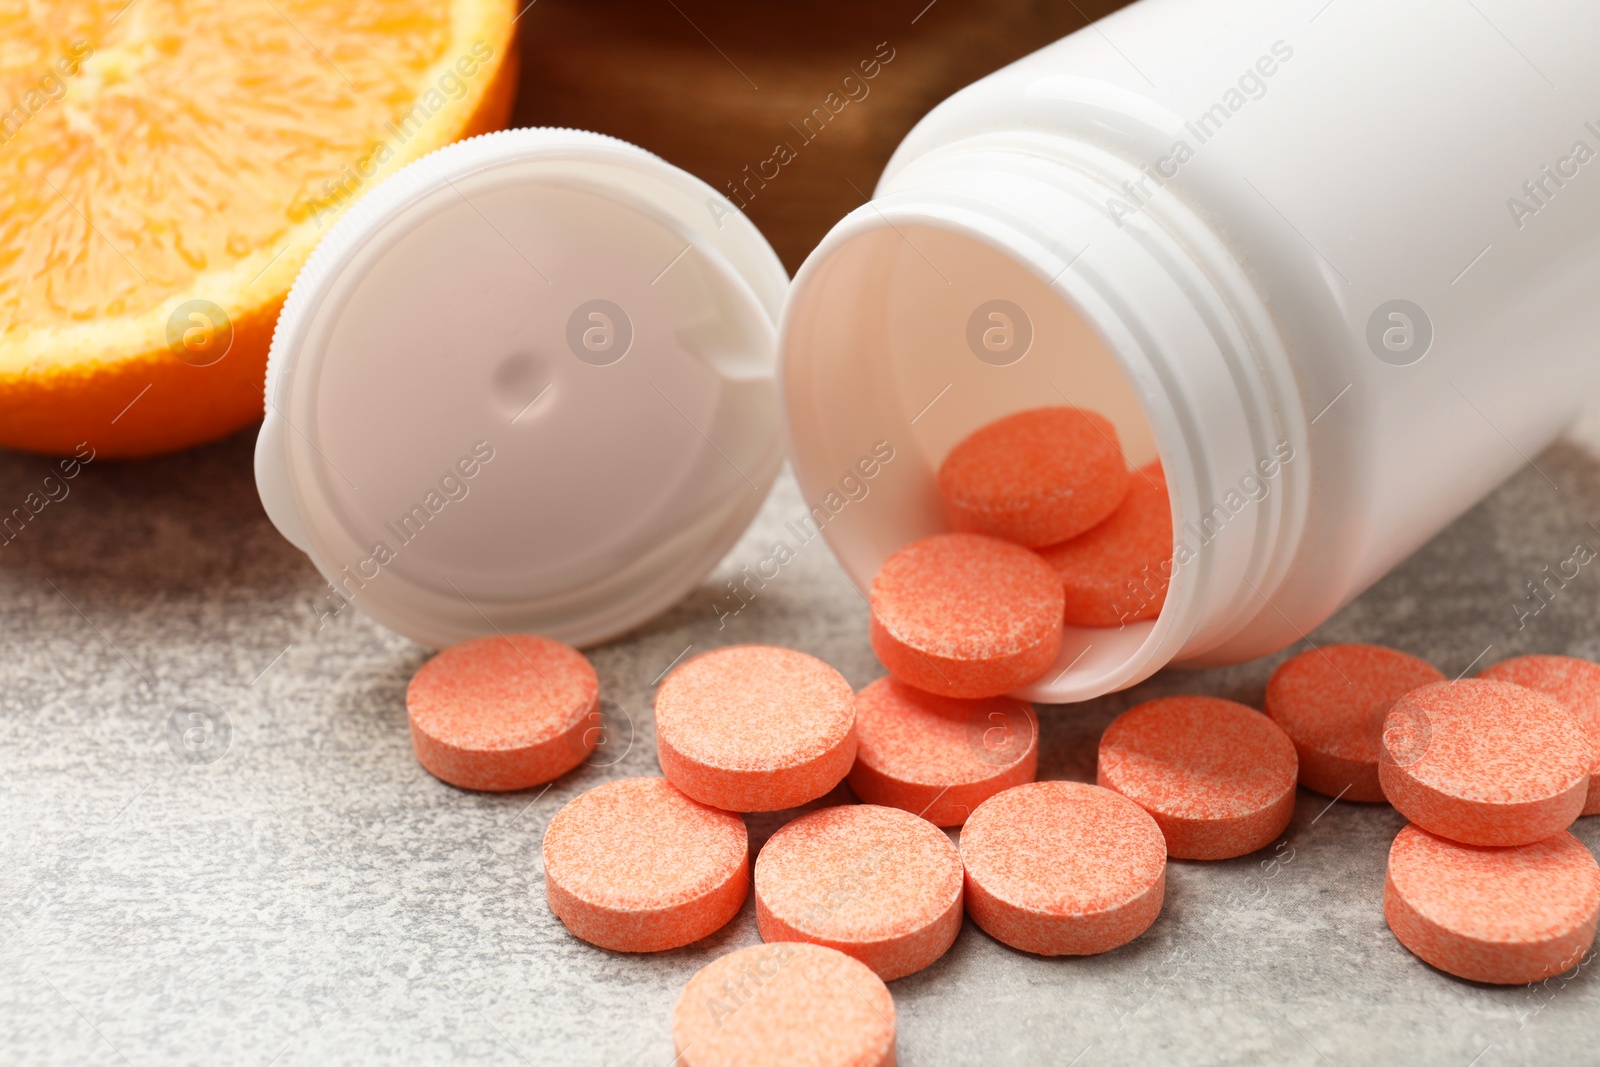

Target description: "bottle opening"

left=783, top=219, right=1184, bottom=703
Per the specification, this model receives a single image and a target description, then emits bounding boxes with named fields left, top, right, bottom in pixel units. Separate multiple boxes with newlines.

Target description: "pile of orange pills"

left=848, top=676, right=1037, bottom=826
left=869, top=405, right=1174, bottom=703
left=936, top=405, right=1131, bottom=547
left=1264, top=642, right=1445, bottom=802
left=392, top=403, right=1600, bottom=1060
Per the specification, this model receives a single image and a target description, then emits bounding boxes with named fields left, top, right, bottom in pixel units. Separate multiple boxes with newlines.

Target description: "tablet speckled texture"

left=543, top=777, right=748, bottom=952
left=755, top=803, right=963, bottom=980
left=3, top=425, right=1600, bottom=1065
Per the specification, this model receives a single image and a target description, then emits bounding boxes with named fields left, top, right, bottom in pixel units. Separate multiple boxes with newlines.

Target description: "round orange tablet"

left=1480, top=654, right=1600, bottom=816
left=1265, top=643, right=1445, bottom=803
left=406, top=634, right=599, bottom=792
left=755, top=804, right=963, bottom=980
left=869, top=533, right=1064, bottom=700
left=1384, top=823, right=1600, bottom=985
left=847, top=676, right=1038, bottom=826
left=672, top=943, right=895, bottom=1067
left=937, top=406, right=1131, bottom=547
left=960, top=781, right=1166, bottom=956
left=1097, top=696, right=1298, bottom=860
left=1039, top=463, right=1173, bottom=628
left=1379, top=679, right=1592, bottom=846
left=542, top=777, right=748, bottom=953
left=655, top=645, right=857, bottom=812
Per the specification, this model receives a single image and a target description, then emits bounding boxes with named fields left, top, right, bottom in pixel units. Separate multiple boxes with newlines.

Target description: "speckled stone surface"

left=3, top=421, right=1600, bottom=1066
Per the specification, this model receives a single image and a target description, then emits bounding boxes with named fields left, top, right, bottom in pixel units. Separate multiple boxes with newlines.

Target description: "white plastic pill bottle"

left=781, top=0, right=1600, bottom=701
left=258, top=0, right=1600, bottom=706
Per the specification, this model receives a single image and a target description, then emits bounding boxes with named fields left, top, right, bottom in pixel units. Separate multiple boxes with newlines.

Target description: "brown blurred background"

left=511, top=0, right=1130, bottom=270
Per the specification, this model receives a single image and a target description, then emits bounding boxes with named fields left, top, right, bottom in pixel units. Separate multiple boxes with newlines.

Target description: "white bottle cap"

left=256, top=128, right=788, bottom=649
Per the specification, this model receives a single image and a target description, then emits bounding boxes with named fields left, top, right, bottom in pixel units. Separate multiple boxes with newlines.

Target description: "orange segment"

left=0, top=0, right=518, bottom=456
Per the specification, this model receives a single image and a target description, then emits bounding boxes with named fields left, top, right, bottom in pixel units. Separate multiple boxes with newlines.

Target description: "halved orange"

left=0, top=0, right=519, bottom=457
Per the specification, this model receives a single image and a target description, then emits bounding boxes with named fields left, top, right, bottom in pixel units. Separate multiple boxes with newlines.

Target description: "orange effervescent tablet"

left=1265, top=643, right=1445, bottom=803
left=937, top=406, right=1131, bottom=547
left=542, top=777, right=748, bottom=953
left=959, top=781, right=1165, bottom=956
left=1379, top=679, right=1592, bottom=846
left=1097, top=696, right=1298, bottom=860
left=1384, top=823, right=1600, bottom=985
left=406, top=634, right=599, bottom=792
left=869, top=533, right=1064, bottom=700
left=1480, top=654, right=1600, bottom=816
left=847, top=676, right=1038, bottom=826
left=755, top=804, right=963, bottom=981
left=1039, top=463, right=1173, bottom=628
left=672, top=942, right=895, bottom=1067
left=655, top=645, right=856, bottom=813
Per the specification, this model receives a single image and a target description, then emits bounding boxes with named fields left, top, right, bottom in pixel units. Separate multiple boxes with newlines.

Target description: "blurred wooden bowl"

left=511, top=0, right=1128, bottom=269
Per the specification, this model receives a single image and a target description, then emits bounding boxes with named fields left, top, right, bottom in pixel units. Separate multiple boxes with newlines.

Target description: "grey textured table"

left=4, top=414, right=1600, bottom=1066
